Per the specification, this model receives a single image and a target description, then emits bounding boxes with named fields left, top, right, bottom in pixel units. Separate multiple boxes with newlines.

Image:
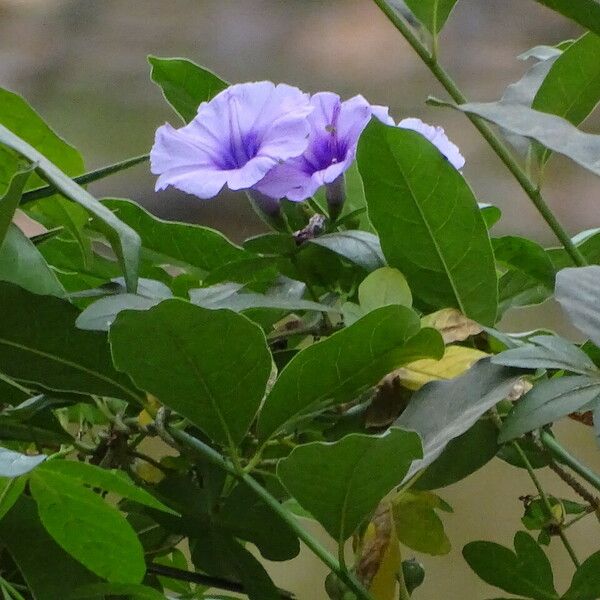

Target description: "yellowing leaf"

left=421, top=308, right=482, bottom=344
left=396, top=345, right=488, bottom=390
left=355, top=503, right=400, bottom=600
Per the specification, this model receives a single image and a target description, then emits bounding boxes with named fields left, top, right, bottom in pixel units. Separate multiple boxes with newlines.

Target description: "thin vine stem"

left=170, top=428, right=374, bottom=600
left=20, top=153, right=149, bottom=205
left=371, top=0, right=587, bottom=268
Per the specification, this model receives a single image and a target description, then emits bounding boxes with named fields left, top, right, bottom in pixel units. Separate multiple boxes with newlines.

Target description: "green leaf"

left=479, top=203, right=502, bottom=229
left=30, top=467, right=146, bottom=584
left=403, top=0, right=459, bottom=34
left=189, top=282, right=335, bottom=313
left=0, top=87, right=84, bottom=196
left=307, top=231, right=385, bottom=272
left=75, top=294, right=163, bottom=331
left=358, top=120, right=498, bottom=325
left=0, top=125, right=140, bottom=292
left=0, top=224, right=65, bottom=297
left=493, top=335, right=599, bottom=375
left=397, top=359, right=522, bottom=480
left=0, top=167, right=32, bottom=244
left=36, top=460, right=177, bottom=515
left=392, top=491, right=451, bottom=555
left=498, top=376, right=600, bottom=442
left=0, top=497, right=99, bottom=600
left=0, top=447, right=45, bottom=477
left=0, top=476, right=26, bottom=521
left=555, top=266, right=600, bottom=346
left=443, top=100, right=600, bottom=177
left=463, top=532, right=558, bottom=600
left=148, top=56, right=228, bottom=123
left=563, top=550, right=600, bottom=600
left=0, top=282, right=140, bottom=401
left=492, top=236, right=556, bottom=290
left=533, top=32, right=600, bottom=128
left=358, top=267, right=412, bottom=311
left=70, top=583, right=166, bottom=600
left=110, top=300, right=272, bottom=447
left=532, top=0, right=600, bottom=37
left=414, top=418, right=499, bottom=490
left=103, top=198, right=247, bottom=274
left=277, top=428, right=422, bottom=541
left=258, top=306, right=444, bottom=440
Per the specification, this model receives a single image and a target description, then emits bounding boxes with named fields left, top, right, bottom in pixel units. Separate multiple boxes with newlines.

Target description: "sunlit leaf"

left=358, top=267, right=412, bottom=312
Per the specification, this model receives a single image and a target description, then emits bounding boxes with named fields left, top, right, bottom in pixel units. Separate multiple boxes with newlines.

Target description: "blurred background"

left=1, top=1, right=599, bottom=598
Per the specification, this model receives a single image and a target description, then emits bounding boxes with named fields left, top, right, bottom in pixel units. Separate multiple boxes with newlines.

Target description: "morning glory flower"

left=255, top=92, right=391, bottom=203
left=150, top=81, right=313, bottom=199
left=397, top=117, right=465, bottom=170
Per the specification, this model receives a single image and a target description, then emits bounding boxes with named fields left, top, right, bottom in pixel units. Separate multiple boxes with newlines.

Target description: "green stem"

left=540, top=430, right=600, bottom=493
left=20, top=154, right=149, bottom=205
left=511, top=438, right=580, bottom=567
left=170, top=428, right=374, bottom=600
left=397, top=564, right=411, bottom=600
left=371, top=0, right=587, bottom=268
left=0, top=577, right=26, bottom=600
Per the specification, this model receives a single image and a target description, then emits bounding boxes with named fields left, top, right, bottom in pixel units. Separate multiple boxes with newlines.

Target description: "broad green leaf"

left=403, top=0, right=459, bottom=34
left=463, top=532, right=558, bottom=600
left=479, top=203, right=502, bottom=229
left=442, top=100, right=600, bottom=177
left=549, top=228, right=600, bottom=269
left=110, top=300, right=272, bottom=446
left=532, top=0, right=600, bottom=37
left=0, top=125, right=140, bottom=292
left=392, top=491, right=451, bottom=555
left=414, top=418, right=499, bottom=490
left=358, top=267, right=412, bottom=312
left=277, top=428, right=422, bottom=541
left=308, top=230, right=385, bottom=272
left=396, top=359, right=522, bottom=480
left=0, top=497, right=99, bottom=600
left=103, top=198, right=247, bottom=274
left=555, top=266, right=600, bottom=346
left=30, top=467, right=146, bottom=583
left=0, top=447, right=45, bottom=477
left=258, top=306, right=444, bottom=440
left=533, top=33, right=600, bottom=128
left=493, top=335, right=599, bottom=375
left=0, top=477, right=25, bottom=522
left=189, top=282, right=335, bottom=313
left=498, top=376, right=600, bottom=442
left=0, top=87, right=84, bottom=196
left=493, top=236, right=556, bottom=290
left=0, top=224, right=65, bottom=297
left=148, top=56, right=228, bottom=123
left=37, top=460, right=177, bottom=515
left=358, top=120, right=498, bottom=325
left=0, top=167, right=31, bottom=244
left=563, top=550, right=600, bottom=600
left=0, top=282, right=140, bottom=401
left=70, top=583, right=165, bottom=600
left=497, top=268, right=550, bottom=315
left=397, top=345, right=488, bottom=390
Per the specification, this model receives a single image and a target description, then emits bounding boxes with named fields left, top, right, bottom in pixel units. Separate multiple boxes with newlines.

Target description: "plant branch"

left=371, top=0, right=587, bottom=267
left=20, top=154, right=149, bottom=205
left=147, top=562, right=295, bottom=599
left=170, top=427, right=374, bottom=600
left=540, top=430, right=600, bottom=494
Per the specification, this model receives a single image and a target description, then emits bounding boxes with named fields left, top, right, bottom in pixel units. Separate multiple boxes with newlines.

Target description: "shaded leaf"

left=563, top=550, right=600, bottom=600
left=76, top=294, right=163, bottom=331
left=532, top=0, right=600, bottom=37
left=258, top=306, right=444, bottom=440
left=70, top=583, right=165, bottom=600
left=0, top=476, right=25, bottom=522
left=358, top=120, right=497, bottom=325
left=0, top=283, right=140, bottom=401
left=110, top=300, right=271, bottom=446
left=30, top=467, right=146, bottom=584
left=308, top=230, right=385, bottom=272
left=277, top=428, right=422, bottom=541
left=396, top=359, right=522, bottom=480
left=148, top=56, right=228, bottom=123
left=498, top=376, right=600, bottom=442
left=358, top=267, right=412, bottom=311
left=403, top=0, right=459, bottom=34
left=463, top=531, right=558, bottom=600
left=0, top=167, right=32, bottom=244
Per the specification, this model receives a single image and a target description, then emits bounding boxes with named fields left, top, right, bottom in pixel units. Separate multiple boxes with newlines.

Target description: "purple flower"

left=255, top=92, right=391, bottom=202
left=150, top=81, right=313, bottom=199
left=397, top=117, right=465, bottom=170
